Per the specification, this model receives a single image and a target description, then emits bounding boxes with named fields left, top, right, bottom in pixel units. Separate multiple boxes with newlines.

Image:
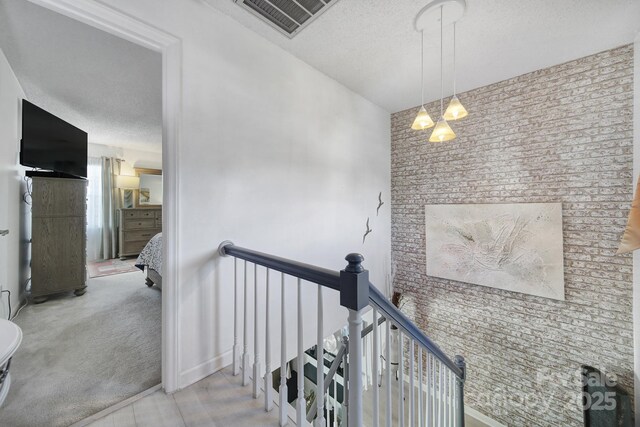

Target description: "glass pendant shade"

left=429, top=117, right=456, bottom=142
left=444, top=95, right=468, bottom=121
left=411, top=105, right=434, bottom=130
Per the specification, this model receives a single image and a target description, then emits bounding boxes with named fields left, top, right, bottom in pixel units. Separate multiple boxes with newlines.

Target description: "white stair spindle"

left=242, top=261, right=250, bottom=386
left=398, top=331, right=404, bottom=427
left=233, top=257, right=240, bottom=376
left=439, top=361, right=444, bottom=427
left=385, top=321, right=392, bottom=427
left=315, top=285, right=325, bottom=426
left=333, top=379, right=337, bottom=427
left=372, top=309, right=379, bottom=427
left=264, top=268, right=273, bottom=411
left=253, top=264, right=261, bottom=399
left=426, top=353, right=432, bottom=427
left=410, top=340, right=415, bottom=427
left=444, top=368, right=449, bottom=427
left=453, top=373, right=457, bottom=427
left=450, top=370, right=455, bottom=427
left=279, top=273, right=288, bottom=426
left=296, top=278, right=306, bottom=426
left=418, top=347, right=423, bottom=427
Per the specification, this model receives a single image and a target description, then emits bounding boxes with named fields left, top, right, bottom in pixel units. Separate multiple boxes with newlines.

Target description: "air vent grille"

left=235, top=0, right=339, bottom=38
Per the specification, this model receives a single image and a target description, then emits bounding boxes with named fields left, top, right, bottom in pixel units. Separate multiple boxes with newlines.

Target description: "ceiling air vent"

left=235, top=0, right=339, bottom=38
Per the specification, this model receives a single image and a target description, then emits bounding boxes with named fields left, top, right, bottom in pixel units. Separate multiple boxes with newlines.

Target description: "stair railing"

left=219, top=241, right=465, bottom=426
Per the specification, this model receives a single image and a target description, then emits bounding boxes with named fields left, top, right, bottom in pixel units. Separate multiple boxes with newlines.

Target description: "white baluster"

left=439, top=361, right=444, bottom=427
left=444, top=368, right=448, bottom=427
left=264, top=268, right=273, bottom=411
left=233, top=257, right=240, bottom=376
left=315, top=285, right=325, bottom=426
left=296, top=278, right=306, bottom=426
left=372, top=309, right=379, bottom=427
left=418, top=347, right=423, bottom=427
left=242, top=261, right=250, bottom=386
left=454, top=372, right=459, bottom=427
left=410, top=340, right=415, bottom=427
left=426, top=353, right=431, bottom=427
left=398, top=331, right=404, bottom=427
left=385, top=321, right=392, bottom=427
left=450, top=370, right=455, bottom=427
left=279, top=273, right=288, bottom=426
left=253, top=264, right=261, bottom=399
left=333, top=378, right=337, bottom=427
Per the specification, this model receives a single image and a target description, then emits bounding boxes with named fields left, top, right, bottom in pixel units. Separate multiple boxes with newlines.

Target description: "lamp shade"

left=429, top=117, right=456, bottom=143
left=444, top=95, right=468, bottom=121
left=411, top=105, right=435, bottom=130
left=115, top=175, right=140, bottom=189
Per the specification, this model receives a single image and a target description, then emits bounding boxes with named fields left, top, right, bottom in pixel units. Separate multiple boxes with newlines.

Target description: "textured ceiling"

left=204, top=0, right=640, bottom=112
left=0, top=0, right=162, bottom=152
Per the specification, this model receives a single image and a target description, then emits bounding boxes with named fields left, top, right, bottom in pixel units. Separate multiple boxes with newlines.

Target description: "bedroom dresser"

left=31, top=176, right=87, bottom=303
left=118, top=207, right=162, bottom=260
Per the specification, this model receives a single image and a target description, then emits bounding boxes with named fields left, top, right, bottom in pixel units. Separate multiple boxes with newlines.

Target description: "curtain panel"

left=100, top=157, right=121, bottom=260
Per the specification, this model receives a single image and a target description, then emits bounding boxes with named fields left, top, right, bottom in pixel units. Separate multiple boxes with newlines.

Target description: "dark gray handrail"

left=219, top=242, right=341, bottom=291
left=219, top=241, right=462, bottom=378
left=369, top=285, right=463, bottom=378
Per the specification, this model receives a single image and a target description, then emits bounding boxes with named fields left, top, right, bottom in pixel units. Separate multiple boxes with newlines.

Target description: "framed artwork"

left=425, top=203, right=565, bottom=300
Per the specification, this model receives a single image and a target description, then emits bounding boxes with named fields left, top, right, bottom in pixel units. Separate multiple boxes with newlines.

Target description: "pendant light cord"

left=440, top=5, right=444, bottom=116
left=421, top=29, right=424, bottom=106
left=453, top=22, right=457, bottom=96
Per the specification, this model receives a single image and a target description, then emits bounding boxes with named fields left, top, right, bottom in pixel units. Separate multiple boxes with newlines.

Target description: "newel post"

left=340, top=253, right=369, bottom=427
left=455, top=355, right=466, bottom=427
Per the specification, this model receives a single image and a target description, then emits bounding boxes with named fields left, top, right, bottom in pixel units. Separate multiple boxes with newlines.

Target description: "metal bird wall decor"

left=363, top=217, right=372, bottom=244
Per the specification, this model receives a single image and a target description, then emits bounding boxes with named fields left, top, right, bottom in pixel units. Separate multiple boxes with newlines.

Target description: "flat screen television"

left=20, top=100, right=87, bottom=179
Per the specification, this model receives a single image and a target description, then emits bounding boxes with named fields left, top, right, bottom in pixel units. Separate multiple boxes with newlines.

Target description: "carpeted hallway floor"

left=1, top=270, right=161, bottom=427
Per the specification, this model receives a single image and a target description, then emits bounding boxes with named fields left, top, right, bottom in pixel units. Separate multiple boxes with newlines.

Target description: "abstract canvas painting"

left=425, top=203, right=565, bottom=300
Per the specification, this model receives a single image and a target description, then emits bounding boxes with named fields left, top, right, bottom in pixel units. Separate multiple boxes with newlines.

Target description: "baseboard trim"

left=466, top=406, right=507, bottom=427
left=69, top=384, right=162, bottom=427
left=178, top=350, right=233, bottom=389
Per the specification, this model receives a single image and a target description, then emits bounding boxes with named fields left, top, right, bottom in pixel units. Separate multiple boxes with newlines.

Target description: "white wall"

left=88, top=143, right=162, bottom=175
left=0, top=47, right=26, bottom=319
left=95, top=0, right=391, bottom=388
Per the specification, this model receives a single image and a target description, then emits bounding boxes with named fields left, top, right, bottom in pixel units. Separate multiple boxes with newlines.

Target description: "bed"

left=135, top=232, right=162, bottom=288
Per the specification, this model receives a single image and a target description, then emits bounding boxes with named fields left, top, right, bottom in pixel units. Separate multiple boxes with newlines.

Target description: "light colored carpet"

left=1, top=271, right=161, bottom=427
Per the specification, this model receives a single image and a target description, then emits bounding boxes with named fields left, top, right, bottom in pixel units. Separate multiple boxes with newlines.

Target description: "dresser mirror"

left=134, top=168, right=162, bottom=206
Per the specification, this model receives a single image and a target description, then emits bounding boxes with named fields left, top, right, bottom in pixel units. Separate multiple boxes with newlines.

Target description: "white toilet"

left=0, top=319, right=22, bottom=406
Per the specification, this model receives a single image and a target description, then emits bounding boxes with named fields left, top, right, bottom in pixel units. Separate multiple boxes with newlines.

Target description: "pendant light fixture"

left=444, top=21, right=468, bottom=121
left=411, top=29, right=434, bottom=130
left=429, top=5, right=456, bottom=143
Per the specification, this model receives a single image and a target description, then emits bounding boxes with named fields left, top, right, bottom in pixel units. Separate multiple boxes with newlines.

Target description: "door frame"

left=27, top=0, right=182, bottom=392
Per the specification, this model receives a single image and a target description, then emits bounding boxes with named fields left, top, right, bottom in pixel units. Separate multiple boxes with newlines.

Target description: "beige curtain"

left=101, top=157, right=121, bottom=259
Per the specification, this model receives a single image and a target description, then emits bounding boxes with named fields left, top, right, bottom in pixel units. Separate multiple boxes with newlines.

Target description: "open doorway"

left=0, top=0, right=177, bottom=425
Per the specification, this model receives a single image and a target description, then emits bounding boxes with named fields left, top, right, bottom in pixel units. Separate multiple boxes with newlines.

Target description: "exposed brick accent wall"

left=391, top=45, right=634, bottom=426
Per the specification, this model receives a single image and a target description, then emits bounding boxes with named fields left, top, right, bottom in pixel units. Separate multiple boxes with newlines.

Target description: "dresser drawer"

left=123, top=218, right=156, bottom=230
left=121, top=240, right=148, bottom=255
left=123, top=210, right=156, bottom=219
left=124, top=229, right=158, bottom=242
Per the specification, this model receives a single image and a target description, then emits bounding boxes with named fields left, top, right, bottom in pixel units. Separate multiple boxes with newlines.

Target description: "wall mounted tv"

left=20, top=100, right=87, bottom=179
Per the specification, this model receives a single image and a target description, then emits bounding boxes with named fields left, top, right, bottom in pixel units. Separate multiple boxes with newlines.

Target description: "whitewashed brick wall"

left=391, top=44, right=634, bottom=426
